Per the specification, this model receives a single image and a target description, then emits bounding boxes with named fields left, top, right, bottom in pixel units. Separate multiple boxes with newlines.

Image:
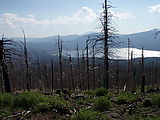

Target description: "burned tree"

left=0, top=36, right=11, bottom=92
left=0, top=36, right=19, bottom=93
left=22, top=30, right=31, bottom=91
left=103, top=0, right=109, bottom=89
left=141, top=47, right=145, bottom=93
left=76, top=44, right=81, bottom=89
left=92, top=43, right=96, bottom=89
left=57, top=36, right=63, bottom=89
left=51, top=59, right=54, bottom=91
left=86, top=36, right=90, bottom=90
left=99, top=0, right=118, bottom=89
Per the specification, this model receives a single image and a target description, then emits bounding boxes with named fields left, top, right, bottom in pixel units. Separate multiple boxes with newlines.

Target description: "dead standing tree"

left=76, top=44, right=81, bottom=89
left=65, top=53, right=74, bottom=90
left=57, top=36, right=63, bottom=89
left=22, top=30, right=31, bottom=91
left=141, top=47, right=145, bottom=93
left=89, top=0, right=117, bottom=89
left=103, top=0, right=109, bottom=89
left=86, top=36, right=90, bottom=90
left=101, top=0, right=118, bottom=89
left=0, top=36, right=11, bottom=92
left=92, top=43, right=96, bottom=89
left=0, top=36, right=19, bottom=93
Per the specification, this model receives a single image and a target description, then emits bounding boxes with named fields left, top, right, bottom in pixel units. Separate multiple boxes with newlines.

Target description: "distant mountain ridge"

left=11, top=28, right=160, bottom=51
left=9, top=29, right=160, bottom=62
left=118, top=29, right=160, bottom=50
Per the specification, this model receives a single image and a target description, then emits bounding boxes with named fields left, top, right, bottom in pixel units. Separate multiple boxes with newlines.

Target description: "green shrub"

left=0, top=93, right=13, bottom=108
left=128, top=116, right=160, bottom=120
left=45, top=95, right=69, bottom=109
left=117, top=93, right=139, bottom=104
left=0, top=92, right=69, bottom=112
left=12, top=92, right=40, bottom=109
left=93, top=96, right=111, bottom=111
left=151, top=94, right=160, bottom=108
left=95, top=88, right=108, bottom=97
left=70, top=109, right=109, bottom=120
left=82, top=90, right=95, bottom=97
left=146, top=117, right=160, bottom=120
left=33, top=102, right=52, bottom=113
left=0, top=108, right=11, bottom=118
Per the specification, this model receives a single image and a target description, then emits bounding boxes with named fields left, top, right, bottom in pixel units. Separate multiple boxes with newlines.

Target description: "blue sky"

left=0, top=0, right=160, bottom=37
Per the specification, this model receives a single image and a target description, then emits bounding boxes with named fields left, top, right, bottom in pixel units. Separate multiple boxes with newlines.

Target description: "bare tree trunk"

left=92, top=44, right=96, bottom=89
left=81, top=52, right=86, bottom=90
left=68, top=54, right=74, bottom=90
left=103, top=0, right=109, bottom=89
left=127, top=38, right=131, bottom=91
left=86, top=36, right=90, bottom=90
left=141, top=47, right=145, bottom=93
left=22, top=30, right=31, bottom=91
left=77, top=44, right=81, bottom=89
left=2, top=62, right=11, bottom=93
left=51, top=59, right=54, bottom=91
left=57, top=36, right=63, bottom=89
left=0, top=37, right=11, bottom=93
left=116, top=61, right=119, bottom=93
left=131, top=51, right=134, bottom=92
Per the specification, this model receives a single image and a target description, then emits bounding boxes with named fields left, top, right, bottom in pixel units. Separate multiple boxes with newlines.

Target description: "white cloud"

left=0, top=13, right=50, bottom=28
left=149, top=4, right=160, bottom=13
left=114, top=13, right=135, bottom=19
left=51, top=6, right=97, bottom=24
left=0, top=6, right=97, bottom=28
left=98, top=9, right=135, bottom=20
left=111, top=11, right=135, bottom=19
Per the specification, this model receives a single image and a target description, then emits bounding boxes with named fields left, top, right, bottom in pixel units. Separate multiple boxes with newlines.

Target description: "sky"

left=0, top=0, right=160, bottom=38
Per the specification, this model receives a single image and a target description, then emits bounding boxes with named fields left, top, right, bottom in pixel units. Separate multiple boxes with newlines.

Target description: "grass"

left=116, top=92, right=139, bottom=103
left=94, top=88, right=108, bottom=97
left=0, top=89, right=159, bottom=119
left=150, top=94, right=160, bottom=108
left=93, top=96, right=111, bottom=111
left=132, top=117, right=160, bottom=120
left=0, top=93, right=13, bottom=108
left=0, top=92, right=69, bottom=114
left=70, top=109, right=109, bottom=120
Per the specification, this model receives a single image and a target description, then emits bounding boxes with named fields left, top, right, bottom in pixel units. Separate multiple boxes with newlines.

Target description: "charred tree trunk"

left=68, top=54, right=74, bottom=90
left=103, top=0, right=109, bottom=89
left=81, top=52, right=86, bottom=90
left=51, top=59, right=54, bottom=91
left=127, top=38, right=131, bottom=91
left=22, top=30, right=31, bottom=91
left=141, top=47, right=145, bottom=93
left=2, top=63, right=11, bottom=92
left=86, top=37, right=90, bottom=90
left=58, top=36, right=63, bottom=89
left=77, top=44, right=81, bottom=89
left=131, top=51, right=134, bottom=92
left=116, top=61, right=119, bottom=93
left=0, top=37, right=11, bottom=93
left=92, top=44, right=96, bottom=89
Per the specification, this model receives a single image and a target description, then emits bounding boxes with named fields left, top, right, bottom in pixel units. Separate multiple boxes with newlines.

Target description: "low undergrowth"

left=70, top=109, right=109, bottom=120
left=0, top=89, right=159, bottom=120
left=93, top=96, right=112, bottom=111
left=0, top=92, right=69, bottom=114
